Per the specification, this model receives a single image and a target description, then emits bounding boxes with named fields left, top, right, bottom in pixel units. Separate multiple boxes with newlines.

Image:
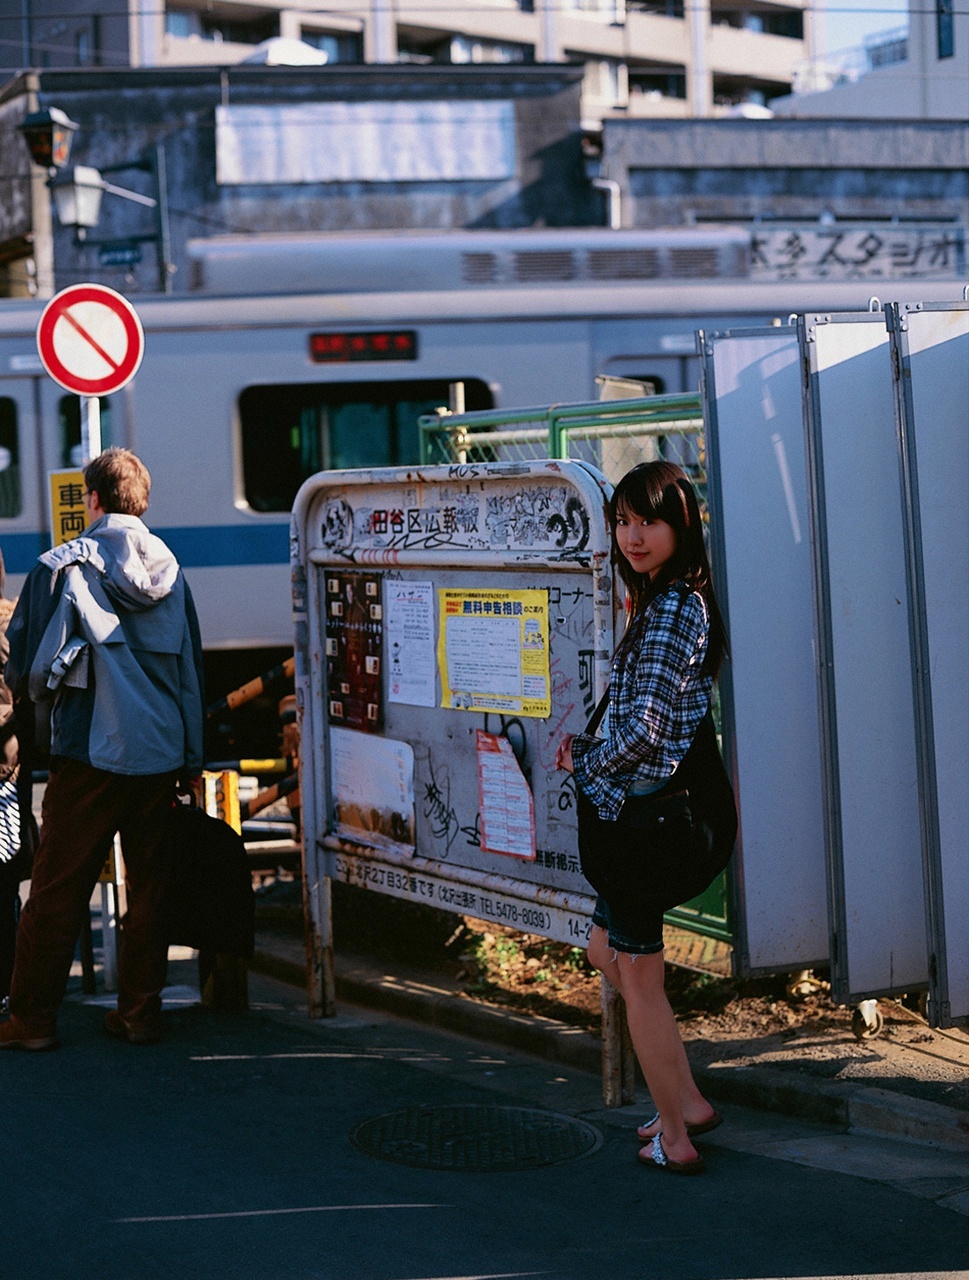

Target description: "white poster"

left=331, top=728, right=415, bottom=848
left=216, top=101, right=516, bottom=185
left=386, top=580, right=436, bottom=707
left=476, top=730, right=536, bottom=860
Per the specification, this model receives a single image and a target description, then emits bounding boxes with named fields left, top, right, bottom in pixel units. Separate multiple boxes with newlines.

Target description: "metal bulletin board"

left=700, top=326, right=828, bottom=975
left=291, top=461, right=611, bottom=1015
left=889, top=301, right=969, bottom=1027
left=801, top=311, right=928, bottom=1004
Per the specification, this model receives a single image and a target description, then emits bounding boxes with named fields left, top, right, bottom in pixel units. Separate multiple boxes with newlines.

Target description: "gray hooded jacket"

left=5, top=515, right=204, bottom=777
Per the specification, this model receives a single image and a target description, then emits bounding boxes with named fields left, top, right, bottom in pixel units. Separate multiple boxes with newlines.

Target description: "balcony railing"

left=791, top=24, right=908, bottom=93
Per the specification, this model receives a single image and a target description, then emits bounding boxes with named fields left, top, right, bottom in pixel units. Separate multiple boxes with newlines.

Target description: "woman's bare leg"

left=588, top=926, right=714, bottom=1157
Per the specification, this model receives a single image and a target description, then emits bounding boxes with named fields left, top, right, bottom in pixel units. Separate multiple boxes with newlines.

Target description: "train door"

left=0, top=368, right=46, bottom=591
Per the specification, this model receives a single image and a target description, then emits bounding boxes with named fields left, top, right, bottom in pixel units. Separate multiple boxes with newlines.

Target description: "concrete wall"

left=0, top=64, right=594, bottom=297
left=0, top=0, right=132, bottom=73
left=601, top=117, right=969, bottom=228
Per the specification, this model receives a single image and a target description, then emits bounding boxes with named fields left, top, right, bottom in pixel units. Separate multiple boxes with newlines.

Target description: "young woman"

left=555, top=460, right=736, bottom=1175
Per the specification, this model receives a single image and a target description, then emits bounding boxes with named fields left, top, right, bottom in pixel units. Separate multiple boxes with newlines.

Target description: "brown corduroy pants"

left=10, top=757, right=177, bottom=1034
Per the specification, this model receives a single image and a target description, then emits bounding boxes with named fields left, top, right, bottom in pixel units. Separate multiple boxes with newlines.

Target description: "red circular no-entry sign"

left=37, top=283, right=145, bottom=396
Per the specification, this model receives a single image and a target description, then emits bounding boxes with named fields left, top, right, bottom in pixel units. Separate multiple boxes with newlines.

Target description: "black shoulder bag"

left=575, top=683, right=737, bottom=916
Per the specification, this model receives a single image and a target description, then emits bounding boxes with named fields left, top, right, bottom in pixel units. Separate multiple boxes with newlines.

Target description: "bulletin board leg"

left=303, top=870, right=336, bottom=1019
left=601, top=977, right=636, bottom=1107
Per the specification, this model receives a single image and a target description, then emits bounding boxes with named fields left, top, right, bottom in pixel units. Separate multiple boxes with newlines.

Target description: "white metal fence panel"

left=802, top=312, right=928, bottom=1003
left=701, top=326, right=829, bottom=975
left=891, top=301, right=969, bottom=1027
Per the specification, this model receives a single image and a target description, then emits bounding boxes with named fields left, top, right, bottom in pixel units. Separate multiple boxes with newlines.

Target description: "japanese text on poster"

left=476, top=730, right=536, bottom=860
left=438, top=588, right=550, bottom=718
left=385, top=579, right=436, bottom=707
left=48, top=469, right=86, bottom=547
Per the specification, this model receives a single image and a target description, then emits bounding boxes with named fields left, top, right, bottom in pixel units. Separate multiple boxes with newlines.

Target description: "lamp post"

left=18, top=111, right=174, bottom=294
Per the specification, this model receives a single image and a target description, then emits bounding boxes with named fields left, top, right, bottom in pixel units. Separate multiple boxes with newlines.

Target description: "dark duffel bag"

left=577, top=713, right=737, bottom=915
left=164, top=802, right=255, bottom=958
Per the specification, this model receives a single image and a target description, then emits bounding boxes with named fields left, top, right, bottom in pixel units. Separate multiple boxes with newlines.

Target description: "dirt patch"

left=446, top=917, right=846, bottom=1040
left=257, top=876, right=847, bottom=1039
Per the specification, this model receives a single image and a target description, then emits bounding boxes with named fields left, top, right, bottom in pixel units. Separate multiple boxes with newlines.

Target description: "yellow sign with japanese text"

left=48, top=468, right=86, bottom=547
left=438, top=588, right=550, bottom=718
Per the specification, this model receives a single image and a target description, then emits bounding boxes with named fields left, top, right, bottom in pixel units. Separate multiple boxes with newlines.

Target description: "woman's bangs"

left=613, top=472, right=665, bottom=523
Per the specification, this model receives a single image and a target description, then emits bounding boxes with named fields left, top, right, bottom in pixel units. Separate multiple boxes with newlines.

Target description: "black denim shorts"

left=591, top=893, right=665, bottom=957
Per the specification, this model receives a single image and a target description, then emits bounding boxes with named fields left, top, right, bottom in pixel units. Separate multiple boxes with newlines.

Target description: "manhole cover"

left=349, top=1104, right=602, bottom=1172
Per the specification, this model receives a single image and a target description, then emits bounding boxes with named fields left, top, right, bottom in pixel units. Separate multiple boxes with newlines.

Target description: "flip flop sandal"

left=639, top=1133, right=706, bottom=1176
left=636, top=1110, right=723, bottom=1142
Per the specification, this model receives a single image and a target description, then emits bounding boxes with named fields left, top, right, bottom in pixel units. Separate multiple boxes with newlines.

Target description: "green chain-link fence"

left=419, top=392, right=708, bottom=512
left=418, top=393, right=729, bottom=942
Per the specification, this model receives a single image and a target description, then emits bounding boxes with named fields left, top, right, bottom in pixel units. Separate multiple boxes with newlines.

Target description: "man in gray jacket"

left=0, top=448, right=204, bottom=1050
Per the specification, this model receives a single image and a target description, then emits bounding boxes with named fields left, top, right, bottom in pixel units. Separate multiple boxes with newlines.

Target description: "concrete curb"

left=249, top=941, right=969, bottom=1154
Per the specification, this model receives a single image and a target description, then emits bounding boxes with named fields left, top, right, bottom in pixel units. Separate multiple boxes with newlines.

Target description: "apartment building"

left=773, top=0, right=968, bottom=119
left=0, top=0, right=814, bottom=122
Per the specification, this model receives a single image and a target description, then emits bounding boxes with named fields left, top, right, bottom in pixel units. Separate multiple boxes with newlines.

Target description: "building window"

left=450, top=35, right=534, bottom=64
left=564, top=0, right=623, bottom=13
left=166, top=7, right=278, bottom=44
left=166, top=11, right=200, bottom=38
left=711, top=5, right=803, bottom=37
left=937, top=0, right=954, bottom=57
left=301, top=29, right=363, bottom=63
left=58, top=397, right=114, bottom=469
left=0, top=399, right=21, bottom=518
left=397, top=31, right=452, bottom=63
left=628, top=66, right=687, bottom=99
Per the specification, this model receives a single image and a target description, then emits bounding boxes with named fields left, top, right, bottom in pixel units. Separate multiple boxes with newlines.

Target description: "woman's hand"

left=555, top=734, right=575, bottom=773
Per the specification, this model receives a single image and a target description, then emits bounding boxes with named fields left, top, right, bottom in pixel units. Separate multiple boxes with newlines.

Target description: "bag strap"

left=584, top=689, right=609, bottom=737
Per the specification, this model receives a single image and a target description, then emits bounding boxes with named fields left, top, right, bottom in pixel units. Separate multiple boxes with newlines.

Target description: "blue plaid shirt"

left=571, top=582, right=713, bottom=820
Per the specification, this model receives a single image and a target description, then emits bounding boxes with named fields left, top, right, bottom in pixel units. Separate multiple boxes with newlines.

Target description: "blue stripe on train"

left=1, top=523, right=290, bottom=575
left=1, top=531, right=49, bottom=574
left=153, top=524, right=290, bottom=568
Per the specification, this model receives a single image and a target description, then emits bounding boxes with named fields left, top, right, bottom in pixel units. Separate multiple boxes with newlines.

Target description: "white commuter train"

left=0, top=226, right=964, bottom=665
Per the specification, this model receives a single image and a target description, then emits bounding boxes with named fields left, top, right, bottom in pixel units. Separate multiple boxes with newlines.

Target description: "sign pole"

left=36, top=283, right=146, bottom=997
left=81, top=394, right=101, bottom=463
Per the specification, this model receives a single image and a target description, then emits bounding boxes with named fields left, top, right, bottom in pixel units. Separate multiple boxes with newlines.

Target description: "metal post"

left=98, top=836, right=124, bottom=992
left=152, top=143, right=173, bottom=294
left=80, top=394, right=101, bottom=461
left=600, top=979, right=636, bottom=1106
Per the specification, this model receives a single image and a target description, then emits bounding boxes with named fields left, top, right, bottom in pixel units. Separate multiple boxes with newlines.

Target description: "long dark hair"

left=610, top=460, right=728, bottom=678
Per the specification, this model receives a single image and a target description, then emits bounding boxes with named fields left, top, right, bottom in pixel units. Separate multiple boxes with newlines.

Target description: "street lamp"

left=49, top=165, right=105, bottom=230
left=18, top=110, right=174, bottom=294
left=19, top=107, right=79, bottom=171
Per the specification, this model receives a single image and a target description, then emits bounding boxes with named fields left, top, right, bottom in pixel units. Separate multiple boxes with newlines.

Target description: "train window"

left=58, top=396, right=114, bottom=467
left=0, top=398, right=21, bottom=517
left=239, top=379, right=493, bottom=513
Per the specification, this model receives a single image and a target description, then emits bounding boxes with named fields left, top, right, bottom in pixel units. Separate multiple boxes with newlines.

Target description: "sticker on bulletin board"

left=438, top=587, right=550, bottom=718
left=326, top=571, right=383, bottom=732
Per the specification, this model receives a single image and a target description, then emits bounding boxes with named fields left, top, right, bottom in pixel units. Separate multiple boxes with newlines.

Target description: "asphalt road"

left=3, top=962, right=968, bottom=1280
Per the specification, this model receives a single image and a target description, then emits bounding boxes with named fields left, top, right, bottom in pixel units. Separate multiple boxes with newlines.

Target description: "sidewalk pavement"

left=248, top=927, right=969, bottom=1173
left=25, top=949, right=967, bottom=1279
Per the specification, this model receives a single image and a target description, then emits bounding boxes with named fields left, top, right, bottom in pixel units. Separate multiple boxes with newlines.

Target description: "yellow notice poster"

left=438, top=588, right=550, bottom=718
